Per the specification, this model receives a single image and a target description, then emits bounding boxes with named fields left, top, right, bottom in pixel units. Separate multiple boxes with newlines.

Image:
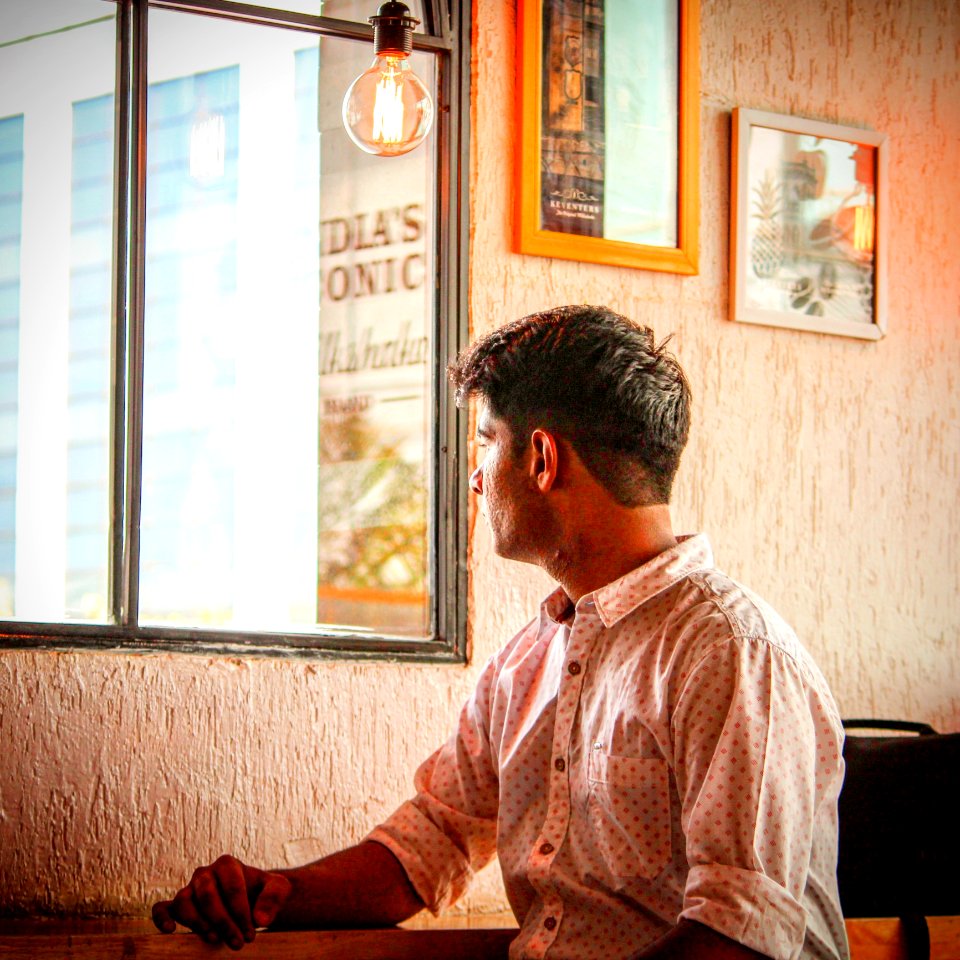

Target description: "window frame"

left=0, top=0, right=470, bottom=663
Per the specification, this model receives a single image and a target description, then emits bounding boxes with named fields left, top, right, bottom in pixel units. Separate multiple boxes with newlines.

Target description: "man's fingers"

left=151, top=856, right=285, bottom=950
left=151, top=899, right=176, bottom=934
left=171, top=885, right=214, bottom=937
left=152, top=885, right=217, bottom=942
left=250, top=870, right=292, bottom=928
left=192, top=864, right=246, bottom=949
left=213, top=856, right=256, bottom=943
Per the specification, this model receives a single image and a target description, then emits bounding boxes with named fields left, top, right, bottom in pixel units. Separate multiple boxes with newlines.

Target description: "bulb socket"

left=370, top=1, right=418, bottom=57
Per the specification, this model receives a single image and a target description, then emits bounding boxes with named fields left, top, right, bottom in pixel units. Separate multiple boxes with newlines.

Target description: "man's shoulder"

left=683, top=565, right=795, bottom=645
left=674, top=565, right=834, bottom=697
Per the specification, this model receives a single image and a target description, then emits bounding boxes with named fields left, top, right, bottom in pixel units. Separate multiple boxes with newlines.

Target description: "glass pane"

left=0, top=0, right=116, bottom=622
left=743, top=126, right=877, bottom=325
left=250, top=0, right=428, bottom=32
left=141, top=10, right=436, bottom=638
left=604, top=0, right=678, bottom=246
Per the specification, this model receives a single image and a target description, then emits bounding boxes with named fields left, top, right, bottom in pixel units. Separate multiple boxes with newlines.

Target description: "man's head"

left=448, top=305, right=691, bottom=507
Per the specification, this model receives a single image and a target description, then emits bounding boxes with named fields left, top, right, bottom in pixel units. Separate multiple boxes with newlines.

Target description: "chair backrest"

left=838, top=719, right=960, bottom=920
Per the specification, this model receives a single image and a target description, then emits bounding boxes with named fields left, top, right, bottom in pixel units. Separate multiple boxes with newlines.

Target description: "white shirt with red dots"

left=368, top=535, right=849, bottom=960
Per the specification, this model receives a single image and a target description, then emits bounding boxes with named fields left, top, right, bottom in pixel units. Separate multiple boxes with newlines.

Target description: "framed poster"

left=730, top=108, right=887, bottom=339
left=516, top=0, right=700, bottom=275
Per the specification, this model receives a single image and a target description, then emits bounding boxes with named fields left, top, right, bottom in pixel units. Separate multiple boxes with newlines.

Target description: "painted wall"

left=1, top=0, right=957, bottom=919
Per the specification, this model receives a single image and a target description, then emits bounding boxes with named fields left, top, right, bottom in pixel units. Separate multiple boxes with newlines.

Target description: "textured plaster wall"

left=1, top=0, right=958, bottom=919
left=469, top=0, right=960, bottom=731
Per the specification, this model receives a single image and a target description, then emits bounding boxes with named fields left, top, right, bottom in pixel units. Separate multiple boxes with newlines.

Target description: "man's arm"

left=151, top=840, right=424, bottom=950
left=632, top=919, right=771, bottom=960
left=153, top=641, right=507, bottom=951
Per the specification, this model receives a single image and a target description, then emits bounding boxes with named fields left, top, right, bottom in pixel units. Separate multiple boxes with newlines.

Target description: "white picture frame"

left=730, top=108, right=887, bottom=340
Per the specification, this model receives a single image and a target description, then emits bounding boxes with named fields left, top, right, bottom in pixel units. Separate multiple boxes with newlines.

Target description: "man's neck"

left=544, top=503, right=677, bottom=603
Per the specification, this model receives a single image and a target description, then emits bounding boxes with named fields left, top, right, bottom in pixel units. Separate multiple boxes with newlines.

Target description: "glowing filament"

left=372, top=73, right=404, bottom=144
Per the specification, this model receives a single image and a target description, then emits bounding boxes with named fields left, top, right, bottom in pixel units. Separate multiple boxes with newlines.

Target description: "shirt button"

left=554, top=757, right=566, bottom=771
left=539, top=842, right=554, bottom=855
left=544, top=916, right=557, bottom=931
left=567, top=661, right=581, bottom=675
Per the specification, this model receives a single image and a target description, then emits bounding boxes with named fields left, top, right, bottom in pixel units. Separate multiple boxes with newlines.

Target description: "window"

left=0, top=0, right=468, bottom=660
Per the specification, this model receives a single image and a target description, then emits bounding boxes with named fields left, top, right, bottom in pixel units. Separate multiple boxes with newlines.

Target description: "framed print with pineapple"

left=516, top=0, right=700, bottom=275
left=730, top=108, right=887, bottom=339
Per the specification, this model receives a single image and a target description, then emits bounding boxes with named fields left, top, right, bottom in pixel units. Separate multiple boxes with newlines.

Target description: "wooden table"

left=2, top=917, right=958, bottom=959
left=0, top=921, right=517, bottom=959
left=845, top=916, right=960, bottom=960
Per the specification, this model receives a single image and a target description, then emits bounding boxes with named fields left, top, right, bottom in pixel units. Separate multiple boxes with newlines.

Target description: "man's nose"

left=469, top=464, right=484, bottom=496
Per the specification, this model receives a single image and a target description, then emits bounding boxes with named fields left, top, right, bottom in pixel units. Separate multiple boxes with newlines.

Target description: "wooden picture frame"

left=730, top=108, right=888, bottom=339
left=515, top=0, right=700, bottom=275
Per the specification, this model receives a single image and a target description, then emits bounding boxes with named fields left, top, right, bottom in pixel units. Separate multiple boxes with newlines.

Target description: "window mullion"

left=430, top=0, right=466, bottom=655
left=110, top=0, right=148, bottom=629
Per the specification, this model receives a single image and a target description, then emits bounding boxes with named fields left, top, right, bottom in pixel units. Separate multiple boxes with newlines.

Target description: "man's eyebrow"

left=475, top=425, right=493, bottom=440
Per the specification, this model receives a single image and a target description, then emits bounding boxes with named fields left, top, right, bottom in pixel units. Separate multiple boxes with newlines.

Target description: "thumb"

left=248, top=869, right=293, bottom=928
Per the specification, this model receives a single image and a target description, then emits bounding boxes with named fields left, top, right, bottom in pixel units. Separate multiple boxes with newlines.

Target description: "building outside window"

left=0, top=0, right=469, bottom=660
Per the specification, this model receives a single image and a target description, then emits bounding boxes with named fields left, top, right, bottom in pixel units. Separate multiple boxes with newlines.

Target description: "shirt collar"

left=541, top=586, right=576, bottom=628
left=540, top=534, right=714, bottom=630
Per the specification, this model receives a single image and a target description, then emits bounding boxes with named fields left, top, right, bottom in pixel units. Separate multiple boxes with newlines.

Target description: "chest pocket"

left=587, top=751, right=672, bottom=880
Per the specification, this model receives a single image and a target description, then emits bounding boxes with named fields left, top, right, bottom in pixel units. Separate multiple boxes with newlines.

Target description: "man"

left=153, top=306, right=849, bottom=959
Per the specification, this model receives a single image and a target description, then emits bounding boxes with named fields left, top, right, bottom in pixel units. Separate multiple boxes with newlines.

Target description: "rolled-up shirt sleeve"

left=672, top=633, right=845, bottom=960
left=366, top=655, right=501, bottom=914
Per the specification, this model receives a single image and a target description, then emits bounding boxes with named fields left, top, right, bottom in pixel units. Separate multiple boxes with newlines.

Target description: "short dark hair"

left=448, top=305, right=691, bottom=506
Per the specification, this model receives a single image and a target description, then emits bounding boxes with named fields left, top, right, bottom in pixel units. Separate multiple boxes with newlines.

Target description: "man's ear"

left=529, top=428, right=559, bottom=493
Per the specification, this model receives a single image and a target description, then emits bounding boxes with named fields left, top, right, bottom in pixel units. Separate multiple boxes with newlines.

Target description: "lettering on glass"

left=317, top=198, right=430, bottom=634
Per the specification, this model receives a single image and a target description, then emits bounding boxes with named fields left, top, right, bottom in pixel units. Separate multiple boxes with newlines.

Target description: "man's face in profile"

left=469, top=404, right=541, bottom=564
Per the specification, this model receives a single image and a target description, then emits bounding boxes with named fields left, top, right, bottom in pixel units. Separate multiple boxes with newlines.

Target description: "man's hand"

left=151, top=854, right=292, bottom=950
left=152, top=841, right=423, bottom=947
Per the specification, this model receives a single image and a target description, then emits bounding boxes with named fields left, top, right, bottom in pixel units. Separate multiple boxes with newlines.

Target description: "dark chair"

left=838, top=719, right=960, bottom=960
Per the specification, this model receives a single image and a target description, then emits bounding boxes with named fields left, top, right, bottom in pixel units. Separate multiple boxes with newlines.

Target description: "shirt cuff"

left=681, top=863, right=807, bottom=960
left=365, top=799, right=473, bottom=916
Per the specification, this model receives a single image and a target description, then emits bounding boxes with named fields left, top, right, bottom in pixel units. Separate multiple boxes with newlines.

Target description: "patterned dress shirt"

left=368, top=535, right=850, bottom=960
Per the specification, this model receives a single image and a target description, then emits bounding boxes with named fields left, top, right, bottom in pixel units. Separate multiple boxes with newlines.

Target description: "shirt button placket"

left=533, top=621, right=590, bottom=956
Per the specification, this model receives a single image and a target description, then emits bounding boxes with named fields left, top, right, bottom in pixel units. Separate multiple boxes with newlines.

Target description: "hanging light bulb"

left=342, top=1, right=434, bottom=157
